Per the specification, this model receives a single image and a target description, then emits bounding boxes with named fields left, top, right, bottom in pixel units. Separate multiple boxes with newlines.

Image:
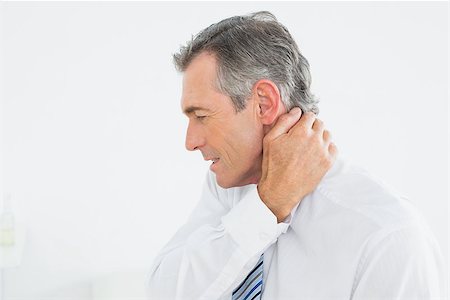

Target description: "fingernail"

left=290, top=107, right=300, bottom=114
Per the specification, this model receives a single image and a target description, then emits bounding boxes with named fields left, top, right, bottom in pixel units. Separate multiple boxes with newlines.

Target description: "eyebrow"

left=182, top=106, right=211, bottom=115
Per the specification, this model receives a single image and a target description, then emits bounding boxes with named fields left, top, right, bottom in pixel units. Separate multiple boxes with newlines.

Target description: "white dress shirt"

left=148, top=159, right=446, bottom=299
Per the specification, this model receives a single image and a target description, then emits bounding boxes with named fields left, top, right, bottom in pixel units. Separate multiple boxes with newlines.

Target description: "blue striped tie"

left=232, top=254, right=264, bottom=300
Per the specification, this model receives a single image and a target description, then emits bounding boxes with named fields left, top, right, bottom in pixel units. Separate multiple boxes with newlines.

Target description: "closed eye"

left=195, top=115, right=207, bottom=120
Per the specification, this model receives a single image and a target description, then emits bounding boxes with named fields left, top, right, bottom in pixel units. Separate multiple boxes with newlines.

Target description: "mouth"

left=205, top=157, right=220, bottom=171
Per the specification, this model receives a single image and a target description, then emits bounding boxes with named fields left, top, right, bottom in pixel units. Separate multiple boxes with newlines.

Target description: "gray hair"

left=173, top=11, right=319, bottom=114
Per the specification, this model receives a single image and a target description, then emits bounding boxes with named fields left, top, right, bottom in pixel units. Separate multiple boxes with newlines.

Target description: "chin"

left=215, top=165, right=261, bottom=188
left=216, top=177, right=234, bottom=189
left=216, top=174, right=256, bottom=189
left=214, top=172, right=238, bottom=188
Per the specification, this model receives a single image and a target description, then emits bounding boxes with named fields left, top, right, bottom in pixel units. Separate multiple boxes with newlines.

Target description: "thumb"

left=264, top=107, right=302, bottom=142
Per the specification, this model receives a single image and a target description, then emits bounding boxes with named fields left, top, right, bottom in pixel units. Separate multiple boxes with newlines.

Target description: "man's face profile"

left=181, top=52, right=265, bottom=189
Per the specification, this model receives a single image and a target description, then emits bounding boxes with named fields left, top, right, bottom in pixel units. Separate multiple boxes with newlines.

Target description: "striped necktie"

left=232, top=254, right=264, bottom=300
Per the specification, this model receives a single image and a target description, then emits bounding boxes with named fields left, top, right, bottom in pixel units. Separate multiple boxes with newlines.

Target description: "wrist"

left=257, top=185, right=292, bottom=223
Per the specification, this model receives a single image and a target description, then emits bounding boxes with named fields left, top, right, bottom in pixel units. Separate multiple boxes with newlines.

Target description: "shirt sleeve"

left=147, top=171, right=289, bottom=300
left=351, top=223, right=447, bottom=300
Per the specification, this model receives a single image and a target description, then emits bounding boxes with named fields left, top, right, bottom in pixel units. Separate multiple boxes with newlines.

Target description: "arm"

left=148, top=171, right=285, bottom=300
left=148, top=108, right=337, bottom=299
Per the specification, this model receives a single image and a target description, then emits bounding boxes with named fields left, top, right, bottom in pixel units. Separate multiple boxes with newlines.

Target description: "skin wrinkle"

left=176, top=11, right=339, bottom=223
left=182, top=52, right=268, bottom=188
left=177, top=15, right=336, bottom=210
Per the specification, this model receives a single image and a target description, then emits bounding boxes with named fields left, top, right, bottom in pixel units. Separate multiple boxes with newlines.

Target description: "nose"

left=185, top=120, right=205, bottom=151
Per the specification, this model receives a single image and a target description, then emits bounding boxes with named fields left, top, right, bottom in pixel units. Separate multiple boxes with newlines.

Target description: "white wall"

left=1, top=2, right=447, bottom=299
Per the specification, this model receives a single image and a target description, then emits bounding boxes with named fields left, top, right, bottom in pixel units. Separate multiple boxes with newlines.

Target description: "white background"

left=0, top=2, right=448, bottom=299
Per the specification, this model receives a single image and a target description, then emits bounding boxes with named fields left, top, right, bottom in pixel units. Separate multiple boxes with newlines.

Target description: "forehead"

left=180, top=52, right=221, bottom=113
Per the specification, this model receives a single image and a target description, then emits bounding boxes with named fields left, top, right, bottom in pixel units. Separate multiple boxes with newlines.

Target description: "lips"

left=211, top=158, right=219, bottom=164
left=205, top=157, right=220, bottom=164
left=209, top=158, right=220, bottom=172
left=203, top=156, right=220, bottom=172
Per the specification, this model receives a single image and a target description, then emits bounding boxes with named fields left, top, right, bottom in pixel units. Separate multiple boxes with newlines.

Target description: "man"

left=148, top=11, right=445, bottom=299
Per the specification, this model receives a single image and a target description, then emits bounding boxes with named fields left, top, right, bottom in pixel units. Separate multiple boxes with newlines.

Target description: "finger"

left=323, top=130, right=331, bottom=143
left=265, top=107, right=302, bottom=141
left=312, top=118, right=324, bottom=132
left=328, top=142, right=338, bottom=157
left=290, top=111, right=316, bottom=134
left=298, top=111, right=316, bottom=130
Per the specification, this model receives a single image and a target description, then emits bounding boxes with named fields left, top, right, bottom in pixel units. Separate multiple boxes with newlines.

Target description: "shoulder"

left=291, top=158, right=436, bottom=254
left=291, top=159, right=443, bottom=282
left=313, top=158, right=424, bottom=230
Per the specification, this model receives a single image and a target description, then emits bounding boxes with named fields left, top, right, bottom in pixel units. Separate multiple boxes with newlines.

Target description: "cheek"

left=245, top=134, right=264, bottom=162
left=207, top=112, right=263, bottom=164
left=240, top=117, right=264, bottom=153
left=229, top=125, right=264, bottom=163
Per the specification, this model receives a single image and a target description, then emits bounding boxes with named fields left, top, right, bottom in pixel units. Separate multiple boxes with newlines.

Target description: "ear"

left=253, top=79, right=283, bottom=125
